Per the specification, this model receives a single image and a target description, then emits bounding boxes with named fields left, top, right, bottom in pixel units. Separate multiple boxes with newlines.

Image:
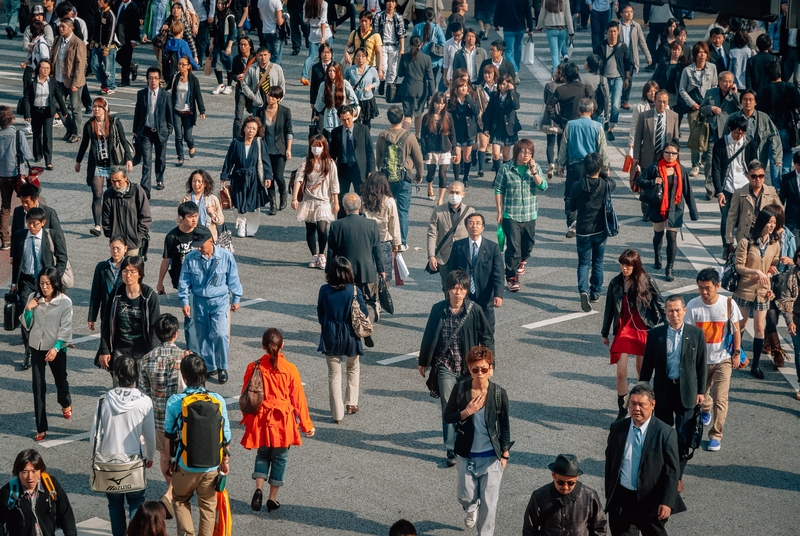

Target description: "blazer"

left=427, top=203, right=474, bottom=264
left=326, top=213, right=385, bottom=284
left=699, top=87, right=742, bottom=140
left=478, top=57, right=515, bottom=80
left=484, top=90, right=521, bottom=137
left=640, top=323, right=707, bottom=410
left=622, top=20, right=651, bottom=72
left=632, top=109, right=680, bottom=170
left=264, top=104, right=293, bottom=155
left=132, top=87, right=174, bottom=142
left=11, top=204, right=64, bottom=239
left=449, top=236, right=504, bottom=306
left=547, top=80, right=593, bottom=128
left=50, top=33, right=87, bottom=88
left=707, top=41, right=731, bottom=74
left=444, top=379, right=512, bottom=460
left=170, top=73, right=206, bottom=126
left=88, top=258, right=121, bottom=323
left=418, top=297, right=495, bottom=369
left=725, top=184, right=782, bottom=246
left=604, top=416, right=687, bottom=515
left=398, top=51, right=435, bottom=99
left=745, top=51, right=779, bottom=97
left=711, top=135, right=758, bottom=195
left=419, top=112, right=457, bottom=155
left=11, top=227, right=68, bottom=285
left=22, top=77, right=68, bottom=119
left=114, top=0, right=141, bottom=44
left=601, top=273, right=664, bottom=338
left=780, top=169, right=800, bottom=230
left=329, top=122, right=375, bottom=184
left=452, top=46, right=488, bottom=81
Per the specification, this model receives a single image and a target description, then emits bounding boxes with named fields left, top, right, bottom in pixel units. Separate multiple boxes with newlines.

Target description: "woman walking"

left=313, top=63, right=358, bottom=141
left=535, top=0, right=574, bottom=74
left=345, top=48, right=379, bottom=129
left=412, top=8, right=446, bottom=86
left=232, top=36, right=256, bottom=137
left=679, top=40, right=718, bottom=177
left=170, top=57, right=206, bottom=166
left=475, top=64, right=498, bottom=179
left=627, top=81, right=659, bottom=152
left=300, top=0, right=330, bottom=86
left=397, top=35, right=435, bottom=135
left=21, top=20, right=49, bottom=89
left=733, top=208, right=782, bottom=379
left=601, top=249, right=664, bottom=421
left=88, top=237, right=128, bottom=364
left=210, top=0, right=236, bottom=95
left=762, top=203, right=794, bottom=369
left=652, top=42, right=689, bottom=120
left=484, top=74, right=522, bottom=170
left=317, top=256, right=368, bottom=423
left=221, top=116, right=273, bottom=237
left=22, top=267, right=73, bottom=441
left=292, top=134, right=339, bottom=269
left=729, top=29, right=752, bottom=91
left=180, top=170, right=225, bottom=240
left=362, top=171, right=401, bottom=281
left=23, top=60, right=67, bottom=171
left=75, top=98, right=134, bottom=237
left=637, top=140, right=699, bottom=281
left=420, top=93, right=456, bottom=203
left=240, top=328, right=315, bottom=513
left=263, top=86, right=293, bottom=215
left=449, top=79, right=480, bottom=182
left=125, top=502, right=168, bottom=536
left=542, top=65, right=564, bottom=179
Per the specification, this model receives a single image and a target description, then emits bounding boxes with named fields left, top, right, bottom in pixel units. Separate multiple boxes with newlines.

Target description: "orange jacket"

left=239, top=353, right=313, bottom=449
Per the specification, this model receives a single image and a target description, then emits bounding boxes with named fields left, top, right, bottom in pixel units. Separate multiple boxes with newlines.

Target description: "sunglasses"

left=555, top=478, right=578, bottom=487
left=470, top=366, right=490, bottom=374
left=749, top=174, right=766, bottom=179
left=662, top=151, right=678, bottom=155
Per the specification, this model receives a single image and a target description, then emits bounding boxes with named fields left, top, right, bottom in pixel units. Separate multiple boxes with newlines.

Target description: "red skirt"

left=609, top=297, right=648, bottom=364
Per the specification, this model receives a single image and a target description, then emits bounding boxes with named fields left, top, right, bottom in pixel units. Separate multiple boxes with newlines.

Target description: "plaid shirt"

left=139, top=342, right=183, bottom=431
left=374, top=11, right=406, bottom=45
left=22, top=482, right=43, bottom=536
left=494, top=161, right=547, bottom=222
left=440, top=306, right=466, bottom=374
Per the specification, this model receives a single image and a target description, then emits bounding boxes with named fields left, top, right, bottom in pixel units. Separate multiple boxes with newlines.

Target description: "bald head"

left=343, top=193, right=362, bottom=213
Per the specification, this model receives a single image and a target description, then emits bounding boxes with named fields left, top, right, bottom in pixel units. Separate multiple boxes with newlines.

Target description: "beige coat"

left=51, top=33, right=86, bottom=89
left=427, top=203, right=474, bottom=264
left=733, top=237, right=780, bottom=303
left=178, top=194, right=225, bottom=240
left=364, top=196, right=401, bottom=246
left=724, top=185, right=782, bottom=246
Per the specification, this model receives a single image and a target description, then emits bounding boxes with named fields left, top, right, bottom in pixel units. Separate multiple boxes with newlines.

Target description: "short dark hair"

left=26, top=207, right=46, bottom=222
left=665, top=294, right=685, bottom=307
left=317, top=41, right=333, bottom=59
left=709, top=27, right=725, bottom=37
left=607, top=20, right=620, bottom=31
left=585, top=54, right=601, bottom=74
left=767, top=61, right=782, bottom=82
left=178, top=201, right=200, bottom=219
left=583, top=152, right=604, bottom=176
left=756, top=33, right=772, bottom=52
left=389, top=520, right=417, bottom=536
left=17, top=182, right=40, bottom=200
left=56, top=2, right=74, bottom=19
left=338, top=104, right=356, bottom=117
left=114, top=356, right=139, bottom=388
left=267, top=85, right=284, bottom=100
left=464, top=213, right=485, bottom=228
left=359, top=9, right=374, bottom=20
left=155, top=313, right=180, bottom=342
left=181, top=353, right=207, bottom=388
left=490, top=39, right=505, bottom=53
left=0, top=106, right=14, bottom=129
left=256, top=46, right=271, bottom=55
left=448, top=21, right=463, bottom=35
left=740, top=89, right=757, bottom=103
left=147, top=66, right=161, bottom=79
left=630, top=382, right=655, bottom=401
left=387, top=105, right=404, bottom=125
left=120, top=256, right=145, bottom=283
left=38, top=267, right=64, bottom=297
left=696, top=267, right=720, bottom=285
left=563, top=62, right=580, bottom=82
left=446, top=269, right=470, bottom=291
left=12, top=449, right=46, bottom=477
left=327, top=256, right=355, bottom=289
left=727, top=114, right=749, bottom=132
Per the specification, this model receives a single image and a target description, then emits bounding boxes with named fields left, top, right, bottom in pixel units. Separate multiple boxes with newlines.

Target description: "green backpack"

left=381, top=131, right=411, bottom=183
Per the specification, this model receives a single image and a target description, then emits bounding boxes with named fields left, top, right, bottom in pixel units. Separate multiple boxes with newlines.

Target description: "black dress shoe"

left=155, top=181, right=165, bottom=190
left=750, top=366, right=765, bottom=379
left=21, top=354, right=31, bottom=370
left=251, top=489, right=263, bottom=511
left=589, top=292, right=600, bottom=302
left=119, top=81, right=131, bottom=87
left=364, top=336, right=374, bottom=348
left=266, top=499, right=280, bottom=512
left=218, top=370, right=228, bottom=384
left=63, top=132, right=72, bottom=141
left=206, top=370, right=218, bottom=379
left=131, top=63, right=139, bottom=81
left=268, top=204, right=277, bottom=215
left=291, top=49, right=300, bottom=55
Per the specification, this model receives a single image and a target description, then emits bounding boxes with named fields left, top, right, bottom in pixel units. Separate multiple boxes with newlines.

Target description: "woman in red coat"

left=240, top=328, right=315, bottom=513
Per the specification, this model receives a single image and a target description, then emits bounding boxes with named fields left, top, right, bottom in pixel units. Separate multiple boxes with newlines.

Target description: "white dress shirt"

left=724, top=133, right=748, bottom=193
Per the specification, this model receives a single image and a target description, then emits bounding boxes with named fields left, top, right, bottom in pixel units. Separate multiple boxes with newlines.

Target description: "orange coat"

left=240, top=354, right=313, bottom=449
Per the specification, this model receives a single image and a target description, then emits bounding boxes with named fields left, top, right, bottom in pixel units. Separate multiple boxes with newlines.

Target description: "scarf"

left=657, top=159, right=682, bottom=219
left=192, top=192, right=208, bottom=226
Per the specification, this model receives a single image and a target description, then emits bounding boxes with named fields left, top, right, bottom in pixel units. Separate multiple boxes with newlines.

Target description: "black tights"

left=305, top=221, right=329, bottom=255
left=426, top=164, right=449, bottom=188
left=666, top=230, right=678, bottom=267
left=91, top=175, right=109, bottom=226
left=215, top=70, right=233, bottom=85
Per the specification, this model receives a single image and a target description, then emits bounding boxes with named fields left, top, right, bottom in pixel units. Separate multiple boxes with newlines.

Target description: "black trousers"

left=609, top=487, right=668, bottom=536
left=196, top=21, right=211, bottom=63
left=470, top=294, right=496, bottom=330
left=337, top=163, right=363, bottom=218
left=655, top=381, right=693, bottom=478
left=646, top=24, right=666, bottom=63
left=117, top=43, right=135, bottom=83
left=17, top=273, right=36, bottom=356
left=30, top=107, right=54, bottom=165
left=233, top=88, right=251, bottom=138
left=268, top=153, right=287, bottom=199
left=565, top=162, right=584, bottom=226
left=139, top=129, right=167, bottom=197
left=288, top=3, right=309, bottom=52
left=502, top=217, right=536, bottom=279
left=31, top=348, right=71, bottom=433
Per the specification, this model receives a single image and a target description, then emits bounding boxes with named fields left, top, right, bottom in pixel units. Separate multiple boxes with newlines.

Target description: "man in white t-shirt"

left=258, top=0, right=284, bottom=65
left=684, top=268, right=743, bottom=452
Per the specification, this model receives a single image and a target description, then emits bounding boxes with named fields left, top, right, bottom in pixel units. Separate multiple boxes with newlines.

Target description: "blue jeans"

left=302, top=39, right=331, bottom=80
left=173, top=112, right=195, bottom=160
left=263, top=32, right=283, bottom=65
left=546, top=28, right=568, bottom=74
left=791, top=333, right=800, bottom=382
left=253, top=446, right=290, bottom=486
left=389, top=179, right=412, bottom=245
left=503, top=30, right=525, bottom=72
left=607, top=76, right=622, bottom=125
left=437, top=367, right=458, bottom=451
left=106, top=490, right=145, bottom=536
left=590, top=9, right=610, bottom=50
left=92, top=47, right=117, bottom=90
left=576, top=232, right=606, bottom=294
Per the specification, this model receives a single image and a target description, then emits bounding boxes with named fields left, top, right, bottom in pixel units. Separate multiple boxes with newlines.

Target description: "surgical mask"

left=311, top=146, right=323, bottom=156
left=447, top=194, right=463, bottom=205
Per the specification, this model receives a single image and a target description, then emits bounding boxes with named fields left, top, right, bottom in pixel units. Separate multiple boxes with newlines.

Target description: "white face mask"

left=447, top=194, right=463, bottom=205
left=311, top=146, right=323, bottom=156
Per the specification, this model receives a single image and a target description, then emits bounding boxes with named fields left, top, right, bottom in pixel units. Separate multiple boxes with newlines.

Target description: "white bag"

left=522, top=36, right=535, bottom=66
left=395, top=253, right=410, bottom=281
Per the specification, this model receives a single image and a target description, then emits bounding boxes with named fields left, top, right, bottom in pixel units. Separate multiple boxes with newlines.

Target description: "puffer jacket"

left=601, top=273, right=665, bottom=338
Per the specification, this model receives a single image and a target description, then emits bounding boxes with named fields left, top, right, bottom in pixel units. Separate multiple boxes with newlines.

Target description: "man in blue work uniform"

left=178, top=226, right=243, bottom=384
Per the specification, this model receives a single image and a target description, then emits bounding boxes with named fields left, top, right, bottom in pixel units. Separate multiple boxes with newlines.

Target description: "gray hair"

left=630, top=383, right=655, bottom=402
left=109, top=166, right=128, bottom=179
left=718, top=70, right=734, bottom=81
left=747, top=160, right=764, bottom=173
left=578, top=98, right=595, bottom=114
left=342, top=193, right=362, bottom=213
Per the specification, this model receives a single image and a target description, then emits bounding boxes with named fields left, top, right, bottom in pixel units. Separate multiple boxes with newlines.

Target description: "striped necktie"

left=469, top=242, right=478, bottom=295
left=654, top=114, right=664, bottom=155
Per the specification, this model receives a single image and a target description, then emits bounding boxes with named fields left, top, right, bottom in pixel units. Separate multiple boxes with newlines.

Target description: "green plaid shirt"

left=494, top=161, right=547, bottom=222
left=139, top=342, right=183, bottom=431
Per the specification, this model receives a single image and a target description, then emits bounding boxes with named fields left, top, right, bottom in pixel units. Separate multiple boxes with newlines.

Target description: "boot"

left=378, top=80, right=386, bottom=96
left=21, top=353, right=31, bottom=371
left=615, top=395, right=627, bottom=421
left=279, top=193, right=288, bottom=210
left=767, top=332, right=786, bottom=367
left=268, top=192, right=278, bottom=215
left=653, top=230, right=664, bottom=270
left=665, top=265, right=674, bottom=282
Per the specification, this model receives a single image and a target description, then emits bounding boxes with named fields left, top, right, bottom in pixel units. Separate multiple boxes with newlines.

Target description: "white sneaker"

left=308, top=256, right=319, bottom=268
left=212, top=84, right=225, bottom=95
left=317, top=255, right=327, bottom=270
left=464, top=503, right=479, bottom=528
left=236, top=219, right=246, bottom=238
left=689, top=166, right=700, bottom=177
left=24, top=121, right=32, bottom=134
left=222, top=85, right=232, bottom=95
left=397, top=244, right=409, bottom=252
left=52, top=118, right=63, bottom=127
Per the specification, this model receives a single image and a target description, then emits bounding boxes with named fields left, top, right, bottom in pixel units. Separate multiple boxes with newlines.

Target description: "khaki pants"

left=172, top=467, right=218, bottom=536
left=700, top=361, right=733, bottom=440
left=325, top=355, right=359, bottom=421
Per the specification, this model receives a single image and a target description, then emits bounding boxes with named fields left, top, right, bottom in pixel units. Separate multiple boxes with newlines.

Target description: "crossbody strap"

left=433, top=302, right=473, bottom=367
left=92, top=395, right=105, bottom=460
left=435, top=208, right=471, bottom=256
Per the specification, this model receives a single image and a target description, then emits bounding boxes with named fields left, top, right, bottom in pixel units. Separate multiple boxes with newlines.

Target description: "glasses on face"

left=470, top=366, right=490, bottom=374
left=519, top=149, right=533, bottom=155
left=122, top=269, right=139, bottom=276
left=663, top=151, right=678, bottom=156
left=555, top=478, right=578, bottom=487
left=109, top=245, right=125, bottom=251
left=750, top=173, right=766, bottom=180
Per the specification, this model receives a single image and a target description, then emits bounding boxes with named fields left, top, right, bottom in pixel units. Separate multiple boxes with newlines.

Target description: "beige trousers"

left=326, top=355, right=360, bottom=421
left=700, top=361, right=733, bottom=440
left=171, top=467, right=218, bottom=536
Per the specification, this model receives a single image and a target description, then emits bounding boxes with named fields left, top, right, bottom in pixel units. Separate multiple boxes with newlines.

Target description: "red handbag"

left=15, top=130, right=42, bottom=193
left=622, top=154, right=633, bottom=173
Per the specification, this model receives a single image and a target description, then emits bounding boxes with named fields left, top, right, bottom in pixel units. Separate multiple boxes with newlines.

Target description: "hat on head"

left=548, top=454, right=583, bottom=477
left=32, top=5, right=44, bottom=14
left=190, top=225, right=213, bottom=248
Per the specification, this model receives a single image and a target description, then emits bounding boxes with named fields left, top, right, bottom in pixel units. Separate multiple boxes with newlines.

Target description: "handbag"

left=4, top=290, right=20, bottom=331
left=204, top=56, right=213, bottom=76
left=90, top=396, right=147, bottom=493
left=238, top=360, right=264, bottom=415
left=638, top=181, right=662, bottom=206
left=386, top=83, right=402, bottom=103
left=521, top=35, right=535, bottom=66
left=44, top=229, right=74, bottom=288
left=687, top=112, right=710, bottom=152
left=110, top=118, right=135, bottom=166
left=721, top=238, right=748, bottom=292
left=677, top=405, right=704, bottom=461
left=604, top=178, right=619, bottom=238
left=219, top=182, right=233, bottom=210
left=15, top=130, right=42, bottom=193
left=350, top=285, right=373, bottom=338
left=215, top=222, right=234, bottom=253
left=425, top=302, right=473, bottom=398
left=378, top=276, right=394, bottom=315
left=622, top=149, right=633, bottom=173
left=16, top=98, right=25, bottom=117
left=308, top=118, right=321, bottom=140
left=429, top=42, right=444, bottom=59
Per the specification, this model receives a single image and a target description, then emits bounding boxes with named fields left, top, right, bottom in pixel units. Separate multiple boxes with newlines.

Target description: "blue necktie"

left=630, top=426, right=643, bottom=490
left=469, top=242, right=478, bottom=295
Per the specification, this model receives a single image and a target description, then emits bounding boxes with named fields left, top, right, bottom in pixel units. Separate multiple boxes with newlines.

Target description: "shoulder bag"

left=604, top=178, right=619, bottom=238
left=638, top=180, right=663, bottom=206
left=425, top=302, right=473, bottom=398
left=721, top=237, right=748, bottom=293
left=239, top=360, right=264, bottom=415
left=350, top=285, right=373, bottom=338
left=722, top=296, right=748, bottom=367
left=90, top=395, right=147, bottom=493
left=44, top=229, right=74, bottom=288
left=111, top=118, right=136, bottom=166
left=425, top=208, right=472, bottom=274
left=688, top=112, right=710, bottom=153
left=15, top=130, right=42, bottom=193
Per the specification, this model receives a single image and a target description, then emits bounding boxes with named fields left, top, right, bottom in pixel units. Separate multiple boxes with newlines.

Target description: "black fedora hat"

left=548, top=454, right=583, bottom=477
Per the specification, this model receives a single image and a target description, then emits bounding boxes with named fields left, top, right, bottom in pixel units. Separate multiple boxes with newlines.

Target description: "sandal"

left=62, top=406, right=72, bottom=419
left=34, top=432, right=46, bottom=441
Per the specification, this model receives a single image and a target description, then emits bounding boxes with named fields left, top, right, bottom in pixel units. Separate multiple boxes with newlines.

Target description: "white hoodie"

left=91, top=388, right=157, bottom=463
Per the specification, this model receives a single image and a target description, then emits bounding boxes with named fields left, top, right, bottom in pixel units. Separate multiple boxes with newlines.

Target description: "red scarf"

left=657, top=159, right=682, bottom=219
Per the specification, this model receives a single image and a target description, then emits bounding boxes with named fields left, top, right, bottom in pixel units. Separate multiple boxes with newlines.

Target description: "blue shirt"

left=666, top=324, right=683, bottom=380
left=164, top=387, right=232, bottom=473
left=620, top=416, right=650, bottom=490
left=565, top=117, right=602, bottom=163
left=178, top=246, right=243, bottom=306
left=586, top=0, right=610, bottom=11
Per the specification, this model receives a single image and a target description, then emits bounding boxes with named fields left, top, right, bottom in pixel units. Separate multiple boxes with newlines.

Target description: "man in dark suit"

left=132, top=66, right=173, bottom=197
left=640, top=294, right=707, bottom=488
left=11, top=183, right=65, bottom=240
left=329, top=105, right=375, bottom=218
left=547, top=62, right=593, bottom=129
left=327, top=193, right=385, bottom=316
left=114, top=0, right=140, bottom=86
left=780, top=152, right=800, bottom=245
left=605, top=383, right=687, bottom=536
left=449, top=213, right=504, bottom=329
left=479, top=40, right=515, bottom=81
left=707, top=28, right=731, bottom=74
left=747, top=34, right=780, bottom=98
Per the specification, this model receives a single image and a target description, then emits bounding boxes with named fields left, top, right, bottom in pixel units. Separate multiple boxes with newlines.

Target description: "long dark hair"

left=262, top=327, right=283, bottom=370
left=361, top=171, right=392, bottom=213
left=750, top=208, right=780, bottom=243
left=409, top=35, right=422, bottom=62
left=326, top=256, right=355, bottom=289
left=304, top=0, right=323, bottom=19
left=323, top=63, right=345, bottom=109
left=425, top=92, right=450, bottom=135
left=423, top=7, right=435, bottom=43
left=125, top=501, right=167, bottom=536
left=303, top=135, right=331, bottom=177
left=618, top=249, right=653, bottom=307
left=544, top=0, right=563, bottom=13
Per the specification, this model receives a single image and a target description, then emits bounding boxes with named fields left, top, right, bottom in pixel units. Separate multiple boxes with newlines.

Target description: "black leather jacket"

left=444, top=379, right=513, bottom=460
left=601, top=273, right=664, bottom=338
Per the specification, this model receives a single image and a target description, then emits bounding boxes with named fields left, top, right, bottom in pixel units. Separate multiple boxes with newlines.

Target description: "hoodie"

left=91, top=387, right=157, bottom=462
left=569, top=175, right=616, bottom=236
left=164, top=38, right=200, bottom=69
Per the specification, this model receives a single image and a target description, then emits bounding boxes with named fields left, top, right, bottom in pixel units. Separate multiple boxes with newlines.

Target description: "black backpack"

left=162, top=50, right=179, bottom=91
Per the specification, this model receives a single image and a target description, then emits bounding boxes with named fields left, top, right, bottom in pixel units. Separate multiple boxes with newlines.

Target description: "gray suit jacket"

left=398, top=52, right=435, bottom=98
left=632, top=109, right=680, bottom=170
left=725, top=110, right=783, bottom=167
left=623, top=20, right=651, bottom=72
left=452, top=47, right=488, bottom=82
left=427, top=203, right=475, bottom=265
left=700, top=87, right=742, bottom=140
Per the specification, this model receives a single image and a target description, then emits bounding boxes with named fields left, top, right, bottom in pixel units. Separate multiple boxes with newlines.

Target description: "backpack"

left=381, top=131, right=411, bottom=183
left=174, top=390, right=226, bottom=470
left=162, top=49, right=180, bottom=91
left=6, top=472, right=57, bottom=510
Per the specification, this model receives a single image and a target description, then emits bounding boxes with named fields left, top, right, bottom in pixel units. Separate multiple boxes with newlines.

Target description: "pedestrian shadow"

left=510, top=399, right=617, bottom=432
left=550, top=371, right=618, bottom=390
left=688, top=463, right=800, bottom=492
left=727, top=394, right=800, bottom=419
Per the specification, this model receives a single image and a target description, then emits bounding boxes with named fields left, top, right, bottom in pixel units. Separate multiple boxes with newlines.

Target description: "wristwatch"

left=733, top=349, right=741, bottom=355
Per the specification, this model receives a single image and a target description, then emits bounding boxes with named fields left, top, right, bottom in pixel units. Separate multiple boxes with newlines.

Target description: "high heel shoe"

left=266, top=499, right=281, bottom=512
left=250, top=489, right=263, bottom=511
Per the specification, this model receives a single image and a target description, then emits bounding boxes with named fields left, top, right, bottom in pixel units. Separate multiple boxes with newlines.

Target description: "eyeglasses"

left=555, top=478, right=578, bottom=487
left=662, top=151, right=678, bottom=155
left=749, top=174, right=766, bottom=179
left=518, top=149, right=533, bottom=155
left=470, top=366, right=490, bottom=374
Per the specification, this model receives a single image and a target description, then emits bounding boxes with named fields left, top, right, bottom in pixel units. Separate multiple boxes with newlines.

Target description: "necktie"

left=469, top=242, right=478, bottom=295
left=654, top=114, right=663, bottom=155
left=630, top=426, right=643, bottom=490
left=260, top=67, right=270, bottom=97
left=346, top=129, right=356, bottom=166
left=31, top=236, right=39, bottom=278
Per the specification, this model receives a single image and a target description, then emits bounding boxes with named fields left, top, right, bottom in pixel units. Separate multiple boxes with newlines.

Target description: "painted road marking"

left=77, top=517, right=112, bottom=536
left=522, top=311, right=598, bottom=330
left=377, top=351, right=419, bottom=365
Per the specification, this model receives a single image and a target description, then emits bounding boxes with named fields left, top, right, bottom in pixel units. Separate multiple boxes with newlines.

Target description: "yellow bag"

left=213, top=489, right=231, bottom=536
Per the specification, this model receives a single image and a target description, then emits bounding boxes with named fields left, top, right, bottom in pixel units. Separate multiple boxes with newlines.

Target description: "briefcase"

left=4, top=291, right=19, bottom=331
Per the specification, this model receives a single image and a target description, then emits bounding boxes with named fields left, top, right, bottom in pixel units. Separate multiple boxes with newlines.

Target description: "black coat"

left=479, top=57, right=515, bottom=80
left=329, top=122, right=375, bottom=183
left=484, top=90, right=521, bottom=137
left=449, top=237, right=504, bottom=307
left=758, top=81, right=800, bottom=130
left=326, top=213, right=384, bottom=284
left=419, top=112, right=457, bottom=155
left=114, top=0, right=141, bottom=44
left=711, top=136, right=758, bottom=195
left=11, top=204, right=64, bottom=239
left=398, top=51, right=435, bottom=98
left=418, top=298, right=494, bottom=369
left=444, top=379, right=512, bottom=459
left=317, top=283, right=369, bottom=357
left=605, top=416, right=687, bottom=515
left=522, top=482, right=607, bottom=536
left=707, top=41, right=731, bottom=74
left=637, top=163, right=698, bottom=228
left=11, top=227, right=68, bottom=285
left=170, top=73, right=206, bottom=126
left=449, top=95, right=480, bottom=140
left=601, top=273, right=664, bottom=338
left=310, top=60, right=341, bottom=105
left=88, top=257, right=121, bottom=323
left=101, top=182, right=152, bottom=249
left=780, top=169, right=800, bottom=231
left=132, top=87, right=173, bottom=142
left=265, top=104, right=293, bottom=155
left=22, top=76, right=68, bottom=119
left=547, top=80, right=594, bottom=128
left=640, top=323, right=708, bottom=411
left=0, top=476, right=77, bottom=536
left=569, top=175, right=616, bottom=236
left=746, top=51, right=779, bottom=97
left=98, top=283, right=160, bottom=356
left=76, top=117, right=133, bottom=185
